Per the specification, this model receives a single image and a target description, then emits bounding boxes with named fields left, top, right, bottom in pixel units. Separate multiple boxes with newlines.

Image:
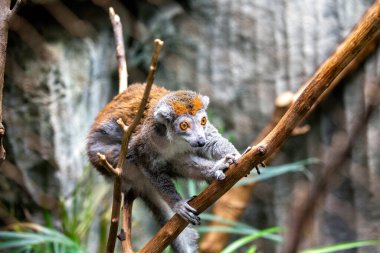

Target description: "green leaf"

left=0, top=238, right=45, bottom=249
left=236, top=158, right=319, bottom=186
left=302, top=239, right=380, bottom=253
left=0, top=227, right=86, bottom=253
left=196, top=225, right=258, bottom=235
left=246, top=246, right=257, bottom=253
left=199, top=213, right=283, bottom=242
left=200, top=213, right=255, bottom=229
left=221, top=227, right=282, bottom=253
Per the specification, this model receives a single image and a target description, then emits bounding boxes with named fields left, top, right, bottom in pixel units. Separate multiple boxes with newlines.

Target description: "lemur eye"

left=179, top=121, right=189, bottom=131
left=201, top=117, right=207, bottom=126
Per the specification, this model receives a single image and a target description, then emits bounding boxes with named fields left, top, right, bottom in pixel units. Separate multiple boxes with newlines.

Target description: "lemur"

left=87, top=83, right=240, bottom=253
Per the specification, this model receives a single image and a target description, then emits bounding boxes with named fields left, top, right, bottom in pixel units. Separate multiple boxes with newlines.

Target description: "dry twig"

left=121, top=190, right=136, bottom=253
left=140, top=1, right=380, bottom=252
left=104, top=38, right=164, bottom=253
left=0, top=0, right=23, bottom=166
left=109, top=7, right=128, bottom=93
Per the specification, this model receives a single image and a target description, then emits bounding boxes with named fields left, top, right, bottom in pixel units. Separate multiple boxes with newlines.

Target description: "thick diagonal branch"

left=200, top=12, right=380, bottom=252
left=140, top=1, right=380, bottom=252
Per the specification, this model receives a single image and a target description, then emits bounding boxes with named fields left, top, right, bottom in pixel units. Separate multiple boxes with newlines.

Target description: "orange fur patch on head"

left=170, top=95, right=204, bottom=116
left=172, top=101, right=189, bottom=115
left=191, top=96, right=204, bottom=115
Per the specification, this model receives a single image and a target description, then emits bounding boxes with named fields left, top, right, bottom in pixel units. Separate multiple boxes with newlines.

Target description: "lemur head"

left=154, top=90, right=210, bottom=148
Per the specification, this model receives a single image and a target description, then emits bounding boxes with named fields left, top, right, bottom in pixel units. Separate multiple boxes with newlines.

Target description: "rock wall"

left=4, top=3, right=116, bottom=209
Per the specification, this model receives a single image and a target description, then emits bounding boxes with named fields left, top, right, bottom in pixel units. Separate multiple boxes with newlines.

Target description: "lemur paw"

left=212, top=153, right=240, bottom=180
left=225, top=153, right=241, bottom=164
left=173, top=199, right=201, bottom=225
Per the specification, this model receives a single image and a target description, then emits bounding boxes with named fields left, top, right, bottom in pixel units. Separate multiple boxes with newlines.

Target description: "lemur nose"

left=197, top=139, right=206, bottom=147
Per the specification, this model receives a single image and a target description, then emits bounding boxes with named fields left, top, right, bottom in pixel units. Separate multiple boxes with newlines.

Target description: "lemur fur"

left=87, top=83, right=240, bottom=253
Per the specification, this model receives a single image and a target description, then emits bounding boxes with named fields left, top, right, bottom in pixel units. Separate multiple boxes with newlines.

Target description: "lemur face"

left=172, top=110, right=208, bottom=147
left=154, top=91, right=210, bottom=148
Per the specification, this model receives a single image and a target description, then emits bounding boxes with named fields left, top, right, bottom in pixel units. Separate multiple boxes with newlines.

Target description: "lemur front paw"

left=173, top=199, right=201, bottom=225
left=212, top=153, right=240, bottom=180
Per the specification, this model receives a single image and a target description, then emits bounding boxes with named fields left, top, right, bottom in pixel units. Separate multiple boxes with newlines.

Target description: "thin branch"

left=109, top=7, right=128, bottom=93
left=140, top=1, right=380, bottom=252
left=116, top=118, right=128, bottom=133
left=116, top=38, right=163, bottom=171
left=121, top=190, right=136, bottom=253
left=106, top=177, right=122, bottom=253
left=96, top=153, right=119, bottom=176
left=105, top=38, right=164, bottom=253
left=0, top=0, right=16, bottom=166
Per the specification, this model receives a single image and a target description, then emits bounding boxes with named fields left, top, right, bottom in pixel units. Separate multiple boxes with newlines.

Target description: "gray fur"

left=87, top=91, right=239, bottom=253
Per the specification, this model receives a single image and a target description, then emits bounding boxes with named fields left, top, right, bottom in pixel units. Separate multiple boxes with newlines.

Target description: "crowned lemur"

left=87, top=83, right=240, bottom=253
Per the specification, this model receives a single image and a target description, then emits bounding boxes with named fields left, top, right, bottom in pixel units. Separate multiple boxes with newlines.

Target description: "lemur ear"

left=154, top=104, right=172, bottom=123
left=200, top=95, right=210, bottom=109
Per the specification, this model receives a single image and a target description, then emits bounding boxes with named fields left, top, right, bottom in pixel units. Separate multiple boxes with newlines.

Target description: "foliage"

left=0, top=167, right=111, bottom=253
left=59, top=167, right=110, bottom=245
left=197, top=214, right=282, bottom=242
left=200, top=213, right=380, bottom=253
left=301, top=239, right=380, bottom=253
left=0, top=223, right=87, bottom=253
left=1, top=160, right=379, bottom=253
left=220, top=227, right=282, bottom=253
left=236, top=158, right=318, bottom=187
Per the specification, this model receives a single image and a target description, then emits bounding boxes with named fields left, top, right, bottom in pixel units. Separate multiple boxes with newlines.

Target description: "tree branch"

left=121, top=190, right=136, bottom=253
left=115, top=38, right=163, bottom=172
left=140, top=1, right=380, bottom=252
left=0, top=0, right=23, bottom=166
left=96, top=153, right=119, bottom=176
left=105, top=38, right=164, bottom=253
left=109, top=7, right=128, bottom=93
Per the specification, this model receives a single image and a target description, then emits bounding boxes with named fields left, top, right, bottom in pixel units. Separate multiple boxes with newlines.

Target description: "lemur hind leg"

left=140, top=193, right=199, bottom=253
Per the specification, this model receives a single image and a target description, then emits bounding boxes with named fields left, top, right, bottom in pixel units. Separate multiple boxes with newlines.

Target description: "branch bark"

left=109, top=7, right=128, bottom=93
left=140, top=1, right=380, bottom=252
left=121, top=190, right=136, bottom=253
left=0, top=0, right=23, bottom=166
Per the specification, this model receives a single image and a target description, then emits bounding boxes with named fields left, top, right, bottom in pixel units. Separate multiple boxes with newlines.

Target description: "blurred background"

left=1, top=0, right=380, bottom=252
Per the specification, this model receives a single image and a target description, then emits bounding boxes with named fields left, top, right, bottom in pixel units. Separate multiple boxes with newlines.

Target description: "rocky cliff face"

left=4, top=4, right=116, bottom=207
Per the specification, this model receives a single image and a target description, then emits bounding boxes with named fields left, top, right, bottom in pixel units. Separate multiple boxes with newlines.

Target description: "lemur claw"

left=255, top=166, right=261, bottom=175
left=254, top=162, right=266, bottom=175
left=173, top=199, right=201, bottom=225
left=225, top=153, right=239, bottom=164
left=236, top=146, right=252, bottom=165
left=117, top=229, right=126, bottom=241
left=242, top=146, right=252, bottom=156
